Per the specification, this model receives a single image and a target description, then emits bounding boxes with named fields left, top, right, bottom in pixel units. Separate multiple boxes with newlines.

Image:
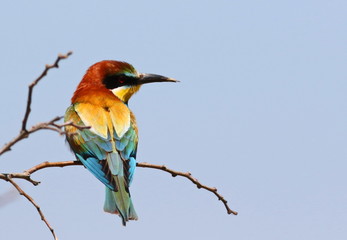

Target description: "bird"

left=64, top=60, right=177, bottom=225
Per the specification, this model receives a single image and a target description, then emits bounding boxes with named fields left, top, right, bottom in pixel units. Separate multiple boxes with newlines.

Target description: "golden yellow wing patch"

left=109, top=103, right=131, bottom=138
left=74, top=102, right=130, bottom=139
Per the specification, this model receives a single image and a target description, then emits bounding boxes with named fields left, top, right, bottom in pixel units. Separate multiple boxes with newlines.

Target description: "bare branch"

left=0, top=116, right=62, bottom=156
left=21, top=51, right=73, bottom=132
left=0, top=52, right=73, bottom=157
left=0, top=160, right=237, bottom=215
left=1, top=51, right=237, bottom=239
left=136, top=162, right=238, bottom=215
left=26, top=160, right=83, bottom=174
left=0, top=117, right=89, bottom=157
left=5, top=177, right=58, bottom=240
left=0, top=161, right=82, bottom=185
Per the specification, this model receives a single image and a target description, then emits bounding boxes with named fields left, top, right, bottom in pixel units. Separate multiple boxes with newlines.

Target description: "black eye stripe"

left=103, top=74, right=137, bottom=89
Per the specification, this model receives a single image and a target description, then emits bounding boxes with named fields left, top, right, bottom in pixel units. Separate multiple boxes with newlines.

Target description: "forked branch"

left=0, top=52, right=73, bottom=240
left=21, top=51, right=73, bottom=132
left=5, top=177, right=58, bottom=240
left=0, top=52, right=237, bottom=240
left=0, top=51, right=73, bottom=156
left=0, top=160, right=237, bottom=215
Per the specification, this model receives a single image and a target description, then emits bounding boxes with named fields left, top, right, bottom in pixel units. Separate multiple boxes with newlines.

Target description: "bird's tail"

left=103, top=177, right=138, bottom=226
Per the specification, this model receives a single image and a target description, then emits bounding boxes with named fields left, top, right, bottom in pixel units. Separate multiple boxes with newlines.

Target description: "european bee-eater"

left=64, top=60, right=177, bottom=225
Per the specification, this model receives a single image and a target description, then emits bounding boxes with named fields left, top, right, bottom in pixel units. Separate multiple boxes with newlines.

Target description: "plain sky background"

left=0, top=0, right=346, bottom=239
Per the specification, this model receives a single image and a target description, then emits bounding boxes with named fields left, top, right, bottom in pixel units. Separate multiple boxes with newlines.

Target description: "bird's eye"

left=103, top=74, right=136, bottom=89
left=117, top=75, right=129, bottom=85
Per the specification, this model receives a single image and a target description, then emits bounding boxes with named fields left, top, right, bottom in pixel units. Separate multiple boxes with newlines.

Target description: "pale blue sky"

left=1, top=1, right=346, bottom=239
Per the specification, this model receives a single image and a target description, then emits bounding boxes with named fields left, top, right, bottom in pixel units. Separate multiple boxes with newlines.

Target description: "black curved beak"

left=138, top=73, right=179, bottom=85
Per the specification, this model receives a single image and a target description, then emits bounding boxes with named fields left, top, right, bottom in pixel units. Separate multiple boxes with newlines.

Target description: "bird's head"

left=74, top=60, right=177, bottom=104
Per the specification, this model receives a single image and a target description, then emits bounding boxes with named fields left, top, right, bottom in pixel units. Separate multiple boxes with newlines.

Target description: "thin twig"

left=0, top=160, right=237, bottom=215
left=0, top=161, right=82, bottom=185
left=137, top=162, right=238, bottom=215
left=0, top=52, right=73, bottom=157
left=52, top=121, right=91, bottom=134
left=1, top=50, right=237, bottom=240
left=0, top=116, right=62, bottom=156
left=26, top=160, right=83, bottom=175
left=0, top=117, right=89, bottom=157
left=21, top=51, right=72, bottom=132
left=6, top=177, right=58, bottom=240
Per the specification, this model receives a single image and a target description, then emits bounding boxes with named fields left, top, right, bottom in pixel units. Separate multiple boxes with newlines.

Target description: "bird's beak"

left=138, top=73, right=179, bottom=85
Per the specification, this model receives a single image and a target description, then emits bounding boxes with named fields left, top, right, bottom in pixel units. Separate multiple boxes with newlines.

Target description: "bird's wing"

left=64, top=103, right=138, bottom=191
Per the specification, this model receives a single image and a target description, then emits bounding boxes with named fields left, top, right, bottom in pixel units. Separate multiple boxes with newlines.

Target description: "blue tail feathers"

left=104, top=184, right=138, bottom=226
